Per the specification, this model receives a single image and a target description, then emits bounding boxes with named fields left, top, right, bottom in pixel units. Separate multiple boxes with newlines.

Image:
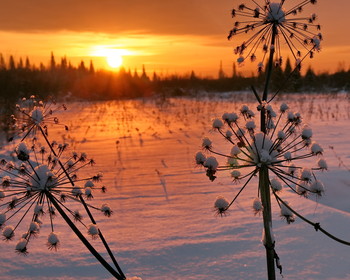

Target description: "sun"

left=106, top=50, right=123, bottom=68
left=90, top=47, right=132, bottom=70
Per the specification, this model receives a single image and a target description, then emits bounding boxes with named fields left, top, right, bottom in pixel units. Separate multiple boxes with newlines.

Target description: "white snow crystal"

left=310, top=180, right=325, bottom=195
left=31, top=107, right=44, bottom=124
left=231, top=170, right=241, bottom=179
left=231, top=145, right=241, bottom=156
left=212, top=118, right=224, bottom=129
left=2, top=225, right=15, bottom=240
left=301, top=126, right=313, bottom=140
left=202, top=137, right=212, bottom=149
left=87, top=224, right=99, bottom=238
left=246, top=121, right=256, bottom=130
left=214, top=196, right=229, bottom=212
left=311, top=143, right=323, bottom=155
left=317, top=158, right=328, bottom=170
left=301, top=168, right=312, bottom=182
left=265, top=2, right=285, bottom=23
left=203, top=157, right=219, bottom=171
left=280, top=103, right=289, bottom=113
left=270, top=178, right=282, bottom=192
left=195, top=152, right=206, bottom=165
left=252, top=198, right=263, bottom=213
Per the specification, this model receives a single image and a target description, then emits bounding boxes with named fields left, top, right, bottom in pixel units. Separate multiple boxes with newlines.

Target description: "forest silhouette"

left=0, top=53, right=348, bottom=104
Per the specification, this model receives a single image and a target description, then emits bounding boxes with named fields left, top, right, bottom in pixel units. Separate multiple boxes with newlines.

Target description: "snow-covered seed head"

left=214, top=196, right=229, bottom=216
left=15, top=142, right=30, bottom=161
left=101, top=204, right=113, bottom=217
left=85, top=187, right=93, bottom=199
left=2, top=225, right=15, bottom=240
left=301, top=126, right=313, bottom=140
left=31, top=107, right=44, bottom=124
left=29, top=165, right=57, bottom=191
left=202, top=137, right=212, bottom=150
left=212, top=118, right=224, bottom=130
left=311, top=142, right=323, bottom=155
left=250, top=133, right=277, bottom=164
left=287, top=112, right=295, bottom=123
left=72, top=186, right=83, bottom=197
left=29, top=221, right=40, bottom=235
left=225, top=130, right=233, bottom=139
left=230, top=145, right=241, bottom=156
left=270, top=178, right=282, bottom=192
left=240, top=105, right=249, bottom=115
left=47, top=232, right=60, bottom=250
left=280, top=103, right=289, bottom=113
left=15, top=238, right=28, bottom=255
left=87, top=224, right=99, bottom=239
left=280, top=202, right=295, bottom=224
left=84, top=180, right=94, bottom=188
left=222, top=112, right=239, bottom=124
left=245, top=121, right=256, bottom=131
left=312, top=35, right=321, bottom=51
left=252, top=198, right=263, bottom=215
left=203, top=157, right=219, bottom=171
left=300, top=168, right=313, bottom=182
left=231, top=170, right=241, bottom=180
left=237, top=56, right=244, bottom=64
left=310, top=180, right=325, bottom=196
left=266, top=2, right=286, bottom=23
left=277, top=130, right=286, bottom=140
left=195, top=152, right=206, bottom=165
left=227, top=157, right=238, bottom=167
left=317, top=159, right=328, bottom=171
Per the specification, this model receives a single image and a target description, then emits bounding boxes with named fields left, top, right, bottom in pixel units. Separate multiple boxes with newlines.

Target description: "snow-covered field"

left=1, top=92, right=350, bottom=280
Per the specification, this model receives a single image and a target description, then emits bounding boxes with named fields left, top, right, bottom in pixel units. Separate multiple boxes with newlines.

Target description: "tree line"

left=0, top=53, right=349, bottom=103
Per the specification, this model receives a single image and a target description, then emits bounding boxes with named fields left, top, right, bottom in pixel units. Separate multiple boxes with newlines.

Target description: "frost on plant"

left=197, top=102, right=327, bottom=218
left=228, top=0, right=322, bottom=71
left=8, top=95, right=68, bottom=142
left=0, top=141, right=106, bottom=254
left=1, top=96, right=126, bottom=280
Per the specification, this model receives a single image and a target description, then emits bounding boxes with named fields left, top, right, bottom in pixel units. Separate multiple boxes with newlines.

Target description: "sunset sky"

left=0, top=0, right=349, bottom=77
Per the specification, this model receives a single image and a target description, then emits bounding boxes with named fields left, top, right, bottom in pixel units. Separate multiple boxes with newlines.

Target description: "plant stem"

left=39, top=125, right=125, bottom=279
left=80, top=196, right=126, bottom=279
left=259, top=165, right=275, bottom=280
left=259, top=23, right=278, bottom=280
left=261, top=23, right=277, bottom=133
left=46, top=192, right=124, bottom=280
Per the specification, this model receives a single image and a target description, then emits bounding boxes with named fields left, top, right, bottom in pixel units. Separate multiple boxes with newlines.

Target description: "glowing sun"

left=106, top=51, right=123, bottom=68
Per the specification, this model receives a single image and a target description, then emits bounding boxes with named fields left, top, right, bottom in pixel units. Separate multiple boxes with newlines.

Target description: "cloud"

left=0, top=0, right=232, bottom=36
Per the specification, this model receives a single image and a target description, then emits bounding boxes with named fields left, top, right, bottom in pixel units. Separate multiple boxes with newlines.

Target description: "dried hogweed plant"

left=197, top=1, right=350, bottom=279
left=0, top=96, right=127, bottom=280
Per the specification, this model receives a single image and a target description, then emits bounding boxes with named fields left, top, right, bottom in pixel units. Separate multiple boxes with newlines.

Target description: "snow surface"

left=1, top=92, right=350, bottom=280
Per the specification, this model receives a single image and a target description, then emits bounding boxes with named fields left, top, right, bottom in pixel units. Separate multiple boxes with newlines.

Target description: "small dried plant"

left=0, top=96, right=127, bottom=279
left=197, top=1, right=350, bottom=279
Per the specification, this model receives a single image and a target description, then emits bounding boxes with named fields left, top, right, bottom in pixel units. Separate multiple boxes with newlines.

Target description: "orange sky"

left=0, top=0, right=348, bottom=77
